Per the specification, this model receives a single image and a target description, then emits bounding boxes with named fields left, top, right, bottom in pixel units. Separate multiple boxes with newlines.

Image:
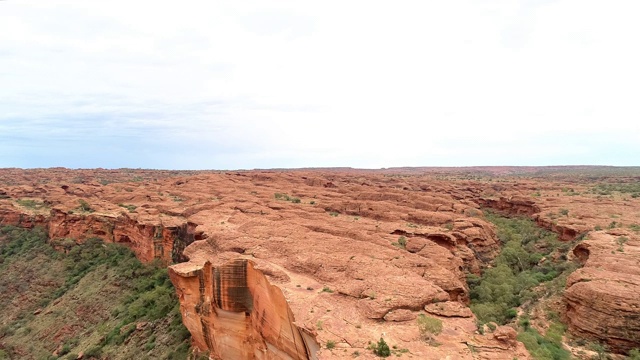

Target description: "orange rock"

left=424, top=301, right=474, bottom=318
left=564, top=231, right=640, bottom=353
left=169, top=259, right=317, bottom=359
left=6, top=167, right=639, bottom=358
left=493, top=326, right=518, bottom=347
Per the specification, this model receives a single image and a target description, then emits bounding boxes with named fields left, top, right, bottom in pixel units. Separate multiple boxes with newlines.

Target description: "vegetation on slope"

left=467, top=212, right=581, bottom=360
left=0, top=226, right=193, bottom=360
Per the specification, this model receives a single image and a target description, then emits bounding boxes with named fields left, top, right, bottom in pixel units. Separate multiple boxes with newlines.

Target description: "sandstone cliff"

left=565, top=231, right=640, bottom=353
left=169, top=259, right=318, bottom=359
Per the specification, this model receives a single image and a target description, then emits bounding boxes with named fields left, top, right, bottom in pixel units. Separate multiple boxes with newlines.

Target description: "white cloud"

left=1, top=0, right=639, bottom=168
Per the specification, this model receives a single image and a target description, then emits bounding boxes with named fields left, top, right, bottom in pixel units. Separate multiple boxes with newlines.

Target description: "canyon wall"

left=0, top=207, right=196, bottom=264
left=564, top=232, right=640, bottom=353
left=478, top=193, right=640, bottom=353
left=169, top=259, right=318, bottom=360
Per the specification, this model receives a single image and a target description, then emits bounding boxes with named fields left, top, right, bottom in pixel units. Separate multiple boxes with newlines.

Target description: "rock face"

left=564, top=231, right=640, bottom=353
left=424, top=301, right=474, bottom=318
left=169, top=259, right=318, bottom=359
left=3, top=167, right=640, bottom=358
left=473, top=177, right=640, bottom=352
left=493, top=326, right=518, bottom=347
left=478, top=196, right=540, bottom=216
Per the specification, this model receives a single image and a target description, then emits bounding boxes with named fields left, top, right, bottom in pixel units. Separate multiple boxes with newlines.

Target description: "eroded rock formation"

left=475, top=182, right=640, bottom=353
left=564, top=231, right=640, bottom=353
left=169, top=258, right=318, bottom=359
left=2, top=167, right=640, bottom=357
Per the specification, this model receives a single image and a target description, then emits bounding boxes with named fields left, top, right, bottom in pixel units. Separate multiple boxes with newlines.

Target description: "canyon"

left=1, top=167, right=639, bottom=359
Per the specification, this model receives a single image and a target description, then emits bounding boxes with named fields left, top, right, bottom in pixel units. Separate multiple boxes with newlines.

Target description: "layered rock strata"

left=169, top=259, right=318, bottom=359
left=565, top=231, right=640, bottom=353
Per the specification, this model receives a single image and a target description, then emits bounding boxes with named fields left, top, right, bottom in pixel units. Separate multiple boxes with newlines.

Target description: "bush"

left=77, top=199, right=94, bottom=213
left=372, top=338, right=390, bottom=357
left=16, top=199, right=46, bottom=209
left=326, top=340, right=335, bottom=349
left=83, top=346, right=103, bottom=358
left=417, top=314, right=442, bottom=342
left=274, top=193, right=301, bottom=203
left=629, top=348, right=640, bottom=360
left=517, top=325, right=571, bottom=360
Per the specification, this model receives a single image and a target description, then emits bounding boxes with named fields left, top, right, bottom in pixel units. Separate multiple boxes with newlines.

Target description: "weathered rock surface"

left=424, top=301, right=474, bottom=318
left=564, top=231, right=640, bottom=353
left=0, top=168, right=513, bottom=359
left=2, top=167, right=640, bottom=357
left=493, top=326, right=518, bottom=347
left=169, top=258, right=318, bottom=359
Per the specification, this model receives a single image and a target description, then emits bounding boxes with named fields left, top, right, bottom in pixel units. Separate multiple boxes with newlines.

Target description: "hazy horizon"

left=2, top=1, right=639, bottom=169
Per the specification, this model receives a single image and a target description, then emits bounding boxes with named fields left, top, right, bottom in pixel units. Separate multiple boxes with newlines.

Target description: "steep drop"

left=169, top=258, right=319, bottom=360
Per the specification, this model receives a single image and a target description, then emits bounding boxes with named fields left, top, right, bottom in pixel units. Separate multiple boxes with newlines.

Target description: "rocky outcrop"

left=534, top=217, right=585, bottom=241
left=0, top=206, right=197, bottom=264
left=564, top=231, right=640, bottom=353
left=478, top=196, right=540, bottom=216
left=169, top=258, right=318, bottom=360
left=424, top=301, right=474, bottom=318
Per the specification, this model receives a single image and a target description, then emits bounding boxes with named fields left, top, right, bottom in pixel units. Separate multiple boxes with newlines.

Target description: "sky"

left=1, top=0, right=639, bottom=169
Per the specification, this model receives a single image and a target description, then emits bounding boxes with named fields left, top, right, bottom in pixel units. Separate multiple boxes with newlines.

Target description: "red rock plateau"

left=1, top=166, right=639, bottom=358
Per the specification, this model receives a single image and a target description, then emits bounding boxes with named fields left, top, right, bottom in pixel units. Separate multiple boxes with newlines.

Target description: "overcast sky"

left=1, top=0, right=639, bottom=169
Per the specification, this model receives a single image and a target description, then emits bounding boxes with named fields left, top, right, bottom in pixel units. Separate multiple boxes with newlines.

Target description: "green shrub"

left=165, top=342, right=190, bottom=360
left=83, top=346, right=102, bottom=358
left=326, top=340, right=335, bottom=349
left=274, top=193, right=301, bottom=203
left=77, top=199, right=94, bottom=213
left=417, top=314, right=442, bottom=341
left=593, top=183, right=640, bottom=195
left=517, top=324, right=570, bottom=360
left=372, top=338, right=391, bottom=357
left=588, top=342, right=608, bottom=360
left=16, top=199, right=46, bottom=209
left=398, top=236, right=407, bottom=248
left=392, top=236, right=407, bottom=249
left=58, top=343, right=71, bottom=356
